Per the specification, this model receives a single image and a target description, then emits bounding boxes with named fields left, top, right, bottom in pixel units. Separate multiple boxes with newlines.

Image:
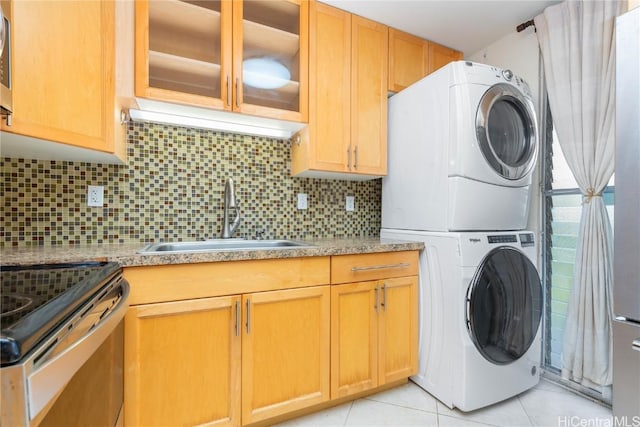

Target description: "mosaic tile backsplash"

left=0, top=122, right=382, bottom=247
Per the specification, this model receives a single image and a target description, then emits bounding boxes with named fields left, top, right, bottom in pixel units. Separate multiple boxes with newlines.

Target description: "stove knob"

left=502, top=69, right=513, bottom=81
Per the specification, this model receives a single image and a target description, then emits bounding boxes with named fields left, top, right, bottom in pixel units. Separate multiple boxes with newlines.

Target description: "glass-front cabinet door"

left=136, top=0, right=232, bottom=110
left=233, top=0, right=308, bottom=122
left=135, top=0, right=308, bottom=122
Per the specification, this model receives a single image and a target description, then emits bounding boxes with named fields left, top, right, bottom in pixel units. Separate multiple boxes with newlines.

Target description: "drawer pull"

left=351, top=263, right=410, bottom=272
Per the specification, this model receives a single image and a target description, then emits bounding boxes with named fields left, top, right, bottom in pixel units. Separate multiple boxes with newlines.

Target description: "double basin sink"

left=140, top=239, right=313, bottom=254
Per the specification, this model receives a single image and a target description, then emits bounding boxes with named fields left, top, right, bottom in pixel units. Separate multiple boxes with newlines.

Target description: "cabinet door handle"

left=245, top=299, right=251, bottom=334
left=235, top=300, right=240, bottom=337
left=633, top=338, right=640, bottom=352
left=381, top=284, right=387, bottom=311
left=235, top=78, right=241, bottom=109
left=347, top=146, right=352, bottom=170
left=226, top=76, right=232, bottom=108
left=351, top=263, right=410, bottom=272
left=374, top=286, right=379, bottom=313
left=354, top=146, right=358, bottom=170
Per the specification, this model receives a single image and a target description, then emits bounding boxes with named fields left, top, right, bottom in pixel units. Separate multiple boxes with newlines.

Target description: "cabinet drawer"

left=124, top=256, right=330, bottom=305
left=331, top=251, right=418, bottom=284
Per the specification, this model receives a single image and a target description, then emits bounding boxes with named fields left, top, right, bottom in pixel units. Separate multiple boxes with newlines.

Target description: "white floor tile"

left=364, top=382, right=438, bottom=413
left=275, top=402, right=352, bottom=427
left=276, top=380, right=611, bottom=427
left=345, top=398, right=439, bottom=426
left=518, top=385, right=612, bottom=427
left=436, top=394, right=532, bottom=427
left=438, top=414, right=496, bottom=426
left=533, top=378, right=574, bottom=394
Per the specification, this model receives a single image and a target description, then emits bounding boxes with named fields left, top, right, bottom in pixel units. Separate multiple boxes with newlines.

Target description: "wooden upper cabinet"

left=135, top=0, right=308, bottom=122
left=296, top=2, right=351, bottom=174
left=388, top=28, right=462, bottom=93
left=388, top=28, right=429, bottom=92
left=428, top=41, right=463, bottom=73
left=233, top=0, right=309, bottom=121
left=292, top=2, right=388, bottom=179
left=351, top=16, right=388, bottom=175
left=135, top=0, right=232, bottom=110
left=2, top=0, right=131, bottom=161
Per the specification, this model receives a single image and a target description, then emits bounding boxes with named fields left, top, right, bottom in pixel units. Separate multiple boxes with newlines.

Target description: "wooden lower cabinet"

left=124, top=295, right=242, bottom=427
left=331, top=276, right=418, bottom=399
left=242, top=286, right=330, bottom=424
left=123, top=252, right=417, bottom=426
left=124, top=286, right=330, bottom=427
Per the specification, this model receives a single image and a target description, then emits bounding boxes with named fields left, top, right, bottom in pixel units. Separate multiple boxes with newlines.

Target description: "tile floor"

left=276, top=378, right=612, bottom=427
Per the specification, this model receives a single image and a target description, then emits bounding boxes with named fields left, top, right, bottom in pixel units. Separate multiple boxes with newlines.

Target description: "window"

left=542, top=102, right=615, bottom=387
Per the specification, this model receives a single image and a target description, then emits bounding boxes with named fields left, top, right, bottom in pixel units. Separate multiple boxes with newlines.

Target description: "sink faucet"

left=220, top=178, right=242, bottom=238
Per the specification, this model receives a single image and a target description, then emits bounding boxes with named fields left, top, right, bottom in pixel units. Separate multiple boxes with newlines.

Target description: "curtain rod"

left=517, top=19, right=536, bottom=32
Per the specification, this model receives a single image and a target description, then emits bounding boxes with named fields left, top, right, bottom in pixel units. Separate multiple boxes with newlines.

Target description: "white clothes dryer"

left=380, top=228, right=542, bottom=412
left=382, top=61, right=539, bottom=232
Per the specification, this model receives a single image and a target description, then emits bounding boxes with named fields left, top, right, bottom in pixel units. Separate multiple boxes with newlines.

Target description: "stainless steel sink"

left=139, top=239, right=313, bottom=254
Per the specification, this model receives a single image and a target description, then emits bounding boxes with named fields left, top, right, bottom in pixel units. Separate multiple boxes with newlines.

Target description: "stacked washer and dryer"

left=381, top=61, right=543, bottom=412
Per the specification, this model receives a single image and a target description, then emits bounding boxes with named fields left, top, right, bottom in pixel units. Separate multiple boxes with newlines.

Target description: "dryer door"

left=466, top=246, right=542, bottom=365
left=476, top=83, right=538, bottom=181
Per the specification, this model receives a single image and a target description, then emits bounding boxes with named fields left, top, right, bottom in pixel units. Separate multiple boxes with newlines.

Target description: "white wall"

left=466, top=27, right=544, bottom=244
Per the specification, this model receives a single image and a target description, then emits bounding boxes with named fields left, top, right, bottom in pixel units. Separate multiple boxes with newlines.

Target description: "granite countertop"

left=0, top=238, right=424, bottom=267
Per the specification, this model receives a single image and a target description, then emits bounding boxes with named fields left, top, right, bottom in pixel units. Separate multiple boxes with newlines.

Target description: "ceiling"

left=320, top=0, right=562, bottom=57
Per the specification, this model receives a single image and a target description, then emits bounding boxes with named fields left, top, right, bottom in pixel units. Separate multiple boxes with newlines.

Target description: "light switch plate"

left=297, top=193, right=308, bottom=210
left=346, top=196, right=355, bottom=212
left=87, top=185, right=104, bottom=207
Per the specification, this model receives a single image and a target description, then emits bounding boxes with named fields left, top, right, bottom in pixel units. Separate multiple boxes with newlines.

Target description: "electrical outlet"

left=297, top=193, right=308, bottom=210
left=346, top=196, right=355, bottom=212
left=87, top=185, right=104, bottom=207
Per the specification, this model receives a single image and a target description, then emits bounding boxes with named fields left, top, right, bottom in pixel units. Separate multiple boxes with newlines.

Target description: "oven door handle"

left=26, top=278, right=130, bottom=421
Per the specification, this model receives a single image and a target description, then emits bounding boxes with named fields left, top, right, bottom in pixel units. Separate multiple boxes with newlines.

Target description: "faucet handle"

left=255, top=228, right=266, bottom=240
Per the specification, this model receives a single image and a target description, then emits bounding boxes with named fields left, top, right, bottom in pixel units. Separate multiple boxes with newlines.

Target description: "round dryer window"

left=476, top=83, right=538, bottom=180
left=466, top=247, right=542, bottom=365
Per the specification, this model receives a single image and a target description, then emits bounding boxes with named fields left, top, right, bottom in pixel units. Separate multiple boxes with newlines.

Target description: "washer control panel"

left=486, top=233, right=535, bottom=247
left=519, top=233, right=535, bottom=247
left=488, top=234, right=517, bottom=244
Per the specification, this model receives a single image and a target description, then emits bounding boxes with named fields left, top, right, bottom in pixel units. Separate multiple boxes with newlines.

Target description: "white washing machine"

left=381, top=228, right=542, bottom=412
left=382, top=61, right=539, bottom=232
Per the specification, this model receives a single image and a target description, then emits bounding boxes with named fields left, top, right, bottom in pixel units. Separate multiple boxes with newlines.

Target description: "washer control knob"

left=502, top=69, right=513, bottom=81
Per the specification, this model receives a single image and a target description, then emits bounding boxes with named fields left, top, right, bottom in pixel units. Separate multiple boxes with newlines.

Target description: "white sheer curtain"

left=534, top=0, right=624, bottom=389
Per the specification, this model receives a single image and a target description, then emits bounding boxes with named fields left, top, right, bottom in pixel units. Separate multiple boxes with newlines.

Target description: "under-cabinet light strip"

left=128, top=109, right=292, bottom=139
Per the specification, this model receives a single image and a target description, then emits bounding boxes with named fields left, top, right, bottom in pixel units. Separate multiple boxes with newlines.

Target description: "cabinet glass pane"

left=148, top=0, right=222, bottom=98
left=242, top=0, right=300, bottom=112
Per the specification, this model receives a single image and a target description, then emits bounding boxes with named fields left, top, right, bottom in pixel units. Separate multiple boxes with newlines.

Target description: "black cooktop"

left=1, top=262, right=122, bottom=365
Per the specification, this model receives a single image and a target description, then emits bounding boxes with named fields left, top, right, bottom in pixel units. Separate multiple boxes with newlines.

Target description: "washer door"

left=476, top=83, right=538, bottom=181
left=466, top=246, right=542, bottom=365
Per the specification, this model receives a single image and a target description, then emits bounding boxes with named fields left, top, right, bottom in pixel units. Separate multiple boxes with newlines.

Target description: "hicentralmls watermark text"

left=558, top=416, right=640, bottom=427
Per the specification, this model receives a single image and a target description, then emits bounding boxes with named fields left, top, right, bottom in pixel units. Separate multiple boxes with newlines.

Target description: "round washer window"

left=466, top=247, right=542, bottom=365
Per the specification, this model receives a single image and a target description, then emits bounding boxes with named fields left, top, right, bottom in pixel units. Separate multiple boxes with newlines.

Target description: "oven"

left=1, top=262, right=129, bottom=426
